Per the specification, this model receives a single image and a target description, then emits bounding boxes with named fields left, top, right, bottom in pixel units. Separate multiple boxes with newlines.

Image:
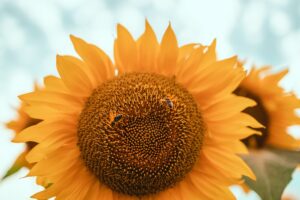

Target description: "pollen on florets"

left=77, top=73, right=205, bottom=196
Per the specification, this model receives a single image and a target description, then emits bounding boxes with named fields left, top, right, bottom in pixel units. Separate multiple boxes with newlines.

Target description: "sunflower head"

left=3, top=96, right=41, bottom=179
left=78, top=72, right=205, bottom=195
left=15, top=21, right=259, bottom=200
left=235, top=66, right=300, bottom=149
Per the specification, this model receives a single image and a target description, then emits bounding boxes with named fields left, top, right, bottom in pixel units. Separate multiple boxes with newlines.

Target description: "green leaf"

left=1, top=164, right=22, bottom=180
left=1, top=151, right=28, bottom=181
left=241, top=147, right=300, bottom=200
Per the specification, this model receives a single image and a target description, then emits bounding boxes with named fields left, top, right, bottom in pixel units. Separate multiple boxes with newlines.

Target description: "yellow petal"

left=44, top=76, right=69, bottom=93
left=56, top=55, right=93, bottom=96
left=192, top=57, right=245, bottom=108
left=204, top=94, right=256, bottom=121
left=264, top=68, right=288, bottom=85
left=199, top=39, right=217, bottom=68
left=26, top=134, right=76, bottom=163
left=176, top=45, right=205, bottom=84
left=178, top=43, right=199, bottom=62
left=188, top=174, right=236, bottom=200
left=137, top=20, right=159, bottom=73
left=70, top=35, right=114, bottom=83
left=189, top=56, right=238, bottom=94
left=32, top=162, right=82, bottom=199
left=13, top=118, right=75, bottom=144
left=19, top=90, right=84, bottom=112
left=203, top=145, right=256, bottom=180
left=29, top=148, right=78, bottom=176
left=56, top=167, right=94, bottom=200
left=114, top=24, right=138, bottom=74
left=84, top=180, right=101, bottom=200
left=157, top=24, right=178, bottom=76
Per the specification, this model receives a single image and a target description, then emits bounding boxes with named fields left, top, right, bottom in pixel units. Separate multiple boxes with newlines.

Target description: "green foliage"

left=2, top=164, right=22, bottom=180
left=242, top=147, right=300, bottom=200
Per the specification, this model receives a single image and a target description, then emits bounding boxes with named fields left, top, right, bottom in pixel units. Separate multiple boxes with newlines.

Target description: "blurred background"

left=0, top=0, right=300, bottom=199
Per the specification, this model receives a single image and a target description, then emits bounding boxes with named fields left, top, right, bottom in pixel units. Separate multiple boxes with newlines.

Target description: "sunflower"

left=4, top=100, right=41, bottom=179
left=14, top=21, right=261, bottom=200
left=235, top=66, right=300, bottom=150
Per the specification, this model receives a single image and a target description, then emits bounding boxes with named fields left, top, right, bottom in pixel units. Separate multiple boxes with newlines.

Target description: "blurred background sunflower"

left=0, top=0, right=300, bottom=199
left=3, top=100, right=40, bottom=180
left=236, top=66, right=300, bottom=150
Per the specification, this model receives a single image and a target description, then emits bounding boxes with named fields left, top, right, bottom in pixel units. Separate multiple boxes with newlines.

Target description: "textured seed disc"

left=77, top=73, right=205, bottom=196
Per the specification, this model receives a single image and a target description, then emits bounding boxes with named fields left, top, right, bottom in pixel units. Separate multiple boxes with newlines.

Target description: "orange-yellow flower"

left=4, top=100, right=40, bottom=179
left=236, top=66, right=300, bottom=150
left=15, top=21, right=260, bottom=199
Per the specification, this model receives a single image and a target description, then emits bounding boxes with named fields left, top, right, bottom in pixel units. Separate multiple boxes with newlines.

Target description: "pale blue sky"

left=0, top=0, right=300, bottom=199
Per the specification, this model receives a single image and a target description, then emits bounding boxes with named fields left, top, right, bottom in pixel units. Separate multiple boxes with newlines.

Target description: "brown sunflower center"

left=234, top=87, right=269, bottom=148
left=77, top=73, right=205, bottom=196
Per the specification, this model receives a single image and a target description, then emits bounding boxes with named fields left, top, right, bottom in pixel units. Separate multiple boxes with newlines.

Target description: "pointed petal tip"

left=69, top=34, right=87, bottom=49
left=220, top=55, right=238, bottom=65
left=69, top=34, right=79, bottom=44
left=211, top=38, right=217, bottom=47
left=282, top=68, right=289, bottom=75
left=212, top=38, right=217, bottom=43
left=162, top=23, right=177, bottom=43
left=247, top=164, right=257, bottom=180
left=258, top=122, right=265, bottom=129
left=18, top=94, right=25, bottom=101
left=248, top=172, right=257, bottom=181
left=231, top=55, right=238, bottom=61
left=31, top=192, right=42, bottom=199
left=12, top=132, right=22, bottom=142
left=166, top=21, right=174, bottom=32
left=56, top=54, right=62, bottom=60
left=56, top=55, right=62, bottom=66
left=11, top=138, right=18, bottom=143
left=256, top=130, right=263, bottom=136
left=145, top=19, right=153, bottom=31
left=205, top=38, right=217, bottom=53
left=5, top=121, right=13, bottom=129
left=18, top=92, right=33, bottom=103
left=69, top=34, right=75, bottom=40
left=116, top=24, right=134, bottom=41
left=116, top=23, right=125, bottom=33
left=251, top=120, right=265, bottom=130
